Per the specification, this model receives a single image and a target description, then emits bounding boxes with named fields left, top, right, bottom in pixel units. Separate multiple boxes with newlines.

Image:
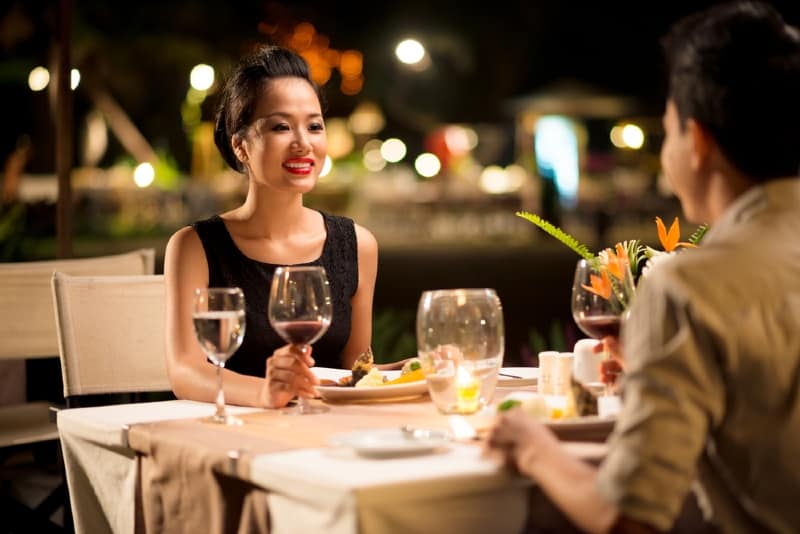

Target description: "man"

left=487, top=2, right=800, bottom=533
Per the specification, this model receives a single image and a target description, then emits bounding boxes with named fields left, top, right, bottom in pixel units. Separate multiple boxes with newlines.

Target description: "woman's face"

left=237, top=77, right=326, bottom=194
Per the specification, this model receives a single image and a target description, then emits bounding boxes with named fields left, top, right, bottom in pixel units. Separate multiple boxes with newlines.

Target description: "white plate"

left=328, top=428, right=449, bottom=457
left=497, top=367, right=539, bottom=387
left=311, top=367, right=351, bottom=382
left=545, top=415, right=616, bottom=441
left=313, top=368, right=428, bottom=402
left=316, top=380, right=428, bottom=402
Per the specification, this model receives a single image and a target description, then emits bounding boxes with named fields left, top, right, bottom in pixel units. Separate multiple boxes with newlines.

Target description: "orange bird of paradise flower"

left=582, top=269, right=612, bottom=299
left=656, top=216, right=697, bottom=252
left=603, top=243, right=629, bottom=280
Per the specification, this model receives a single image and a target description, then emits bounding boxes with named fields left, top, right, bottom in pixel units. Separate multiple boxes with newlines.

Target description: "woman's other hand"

left=261, top=344, right=319, bottom=408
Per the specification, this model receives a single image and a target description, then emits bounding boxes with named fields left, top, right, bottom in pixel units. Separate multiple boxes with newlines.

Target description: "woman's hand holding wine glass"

left=261, top=344, right=318, bottom=409
left=268, top=265, right=332, bottom=414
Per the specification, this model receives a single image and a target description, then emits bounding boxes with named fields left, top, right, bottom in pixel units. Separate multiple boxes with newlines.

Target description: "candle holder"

left=455, top=366, right=480, bottom=414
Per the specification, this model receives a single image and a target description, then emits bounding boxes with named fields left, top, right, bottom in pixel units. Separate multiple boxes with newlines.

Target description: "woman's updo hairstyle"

left=213, top=45, right=325, bottom=172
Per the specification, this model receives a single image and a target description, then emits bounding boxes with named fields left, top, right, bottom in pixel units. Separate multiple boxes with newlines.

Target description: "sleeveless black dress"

left=192, top=212, right=358, bottom=377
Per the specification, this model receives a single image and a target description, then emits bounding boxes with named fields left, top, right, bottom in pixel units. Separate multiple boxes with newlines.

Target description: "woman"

left=164, top=45, right=378, bottom=409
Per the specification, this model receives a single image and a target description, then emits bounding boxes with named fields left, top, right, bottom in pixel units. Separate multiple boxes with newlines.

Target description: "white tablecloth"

left=57, top=400, right=259, bottom=534
left=58, top=400, right=606, bottom=534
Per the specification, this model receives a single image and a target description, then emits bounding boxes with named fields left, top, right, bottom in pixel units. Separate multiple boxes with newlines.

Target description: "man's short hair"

left=663, top=1, right=800, bottom=181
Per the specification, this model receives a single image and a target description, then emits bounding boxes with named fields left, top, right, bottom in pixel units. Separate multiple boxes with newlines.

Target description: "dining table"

left=56, top=372, right=610, bottom=534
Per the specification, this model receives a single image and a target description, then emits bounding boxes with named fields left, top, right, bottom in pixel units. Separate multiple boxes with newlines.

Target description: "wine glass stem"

left=296, top=344, right=311, bottom=414
left=215, top=364, right=226, bottom=420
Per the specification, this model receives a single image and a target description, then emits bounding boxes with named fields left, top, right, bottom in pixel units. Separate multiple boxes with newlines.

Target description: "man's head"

left=662, top=1, right=800, bottom=183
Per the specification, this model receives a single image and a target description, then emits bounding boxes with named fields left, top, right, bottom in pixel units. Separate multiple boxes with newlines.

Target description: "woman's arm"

left=164, top=227, right=268, bottom=406
left=340, top=223, right=378, bottom=369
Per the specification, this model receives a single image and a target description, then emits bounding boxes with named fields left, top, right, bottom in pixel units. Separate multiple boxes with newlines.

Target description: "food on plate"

left=350, top=348, right=375, bottom=385
left=401, top=358, right=422, bottom=374
left=321, top=352, right=427, bottom=389
left=336, top=348, right=375, bottom=387
left=497, top=380, right=600, bottom=421
left=497, top=393, right=549, bottom=418
left=570, top=378, right=599, bottom=416
left=355, top=367, right=387, bottom=388
left=385, top=368, right=425, bottom=385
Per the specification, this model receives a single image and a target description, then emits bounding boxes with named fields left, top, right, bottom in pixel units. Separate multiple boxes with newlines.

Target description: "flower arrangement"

left=517, top=211, right=709, bottom=295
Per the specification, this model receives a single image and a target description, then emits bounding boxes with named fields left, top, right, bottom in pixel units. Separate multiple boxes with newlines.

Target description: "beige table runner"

left=126, top=397, right=452, bottom=534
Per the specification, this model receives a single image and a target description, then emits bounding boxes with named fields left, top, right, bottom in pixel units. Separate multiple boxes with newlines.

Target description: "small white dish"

left=497, top=367, right=539, bottom=387
left=328, top=428, right=449, bottom=457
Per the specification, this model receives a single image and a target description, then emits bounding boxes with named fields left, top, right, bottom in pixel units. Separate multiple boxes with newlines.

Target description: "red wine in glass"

left=574, top=313, right=621, bottom=339
left=272, top=319, right=328, bottom=345
left=268, top=265, right=333, bottom=414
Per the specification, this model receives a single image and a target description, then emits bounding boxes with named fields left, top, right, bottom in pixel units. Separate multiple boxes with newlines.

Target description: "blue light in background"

left=534, top=116, right=579, bottom=209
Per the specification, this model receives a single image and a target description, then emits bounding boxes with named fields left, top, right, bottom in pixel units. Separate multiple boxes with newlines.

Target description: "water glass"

left=416, top=288, right=504, bottom=414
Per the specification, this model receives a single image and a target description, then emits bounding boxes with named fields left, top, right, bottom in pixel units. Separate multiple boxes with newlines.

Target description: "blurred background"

left=2, top=0, right=799, bottom=363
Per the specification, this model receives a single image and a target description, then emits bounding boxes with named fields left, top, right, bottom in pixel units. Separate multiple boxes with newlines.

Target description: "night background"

left=3, top=0, right=799, bottom=173
left=2, top=0, right=800, bottom=361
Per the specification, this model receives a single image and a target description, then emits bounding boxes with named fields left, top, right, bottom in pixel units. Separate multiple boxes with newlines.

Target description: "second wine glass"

left=571, top=257, right=635, bottom=393
left=192, top=287, right=246, bottom=425
left=268, top=265, right=332, bottom=414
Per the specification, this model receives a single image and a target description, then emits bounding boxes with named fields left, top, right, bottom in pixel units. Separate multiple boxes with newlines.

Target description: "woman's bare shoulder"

left=354, top=223, right=378, bottom=255
left=165, top=225, right=206, bottom=278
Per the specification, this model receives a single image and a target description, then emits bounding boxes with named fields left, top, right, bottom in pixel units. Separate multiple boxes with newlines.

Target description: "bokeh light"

left=28, top=66, right=49, bottom=91
left=395, top=39, right=426, bottom=65
left=380, top=138, right=407, bottom=163
left=319, top=155, right=333, bottom=177
left=414, top=153, right=441, bottom=178
left=621, top=124, right=645, bottom=149
left=190, top=64, right=215, bottom=91
left=133, top=162, right=155, bottom=188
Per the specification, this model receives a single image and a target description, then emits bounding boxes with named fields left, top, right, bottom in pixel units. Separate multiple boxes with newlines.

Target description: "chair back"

left=0, top=249, right=155, bottom=360
left=51, top=273, right=170, bottom=399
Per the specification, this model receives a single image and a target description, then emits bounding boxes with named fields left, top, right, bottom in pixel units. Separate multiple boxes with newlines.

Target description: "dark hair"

left=662, top=1, right=800, bottom=181
left=213, top=45, right=326, bottom=172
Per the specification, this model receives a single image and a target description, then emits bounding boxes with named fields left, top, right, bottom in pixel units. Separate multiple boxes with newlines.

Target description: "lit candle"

left=455, top=366, right=480, bottom=414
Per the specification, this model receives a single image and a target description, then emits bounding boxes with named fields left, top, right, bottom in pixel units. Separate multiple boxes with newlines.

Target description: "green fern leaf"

left=516, top=211, right=595, bottom=260
left=688, top=224, right=709, bottom=245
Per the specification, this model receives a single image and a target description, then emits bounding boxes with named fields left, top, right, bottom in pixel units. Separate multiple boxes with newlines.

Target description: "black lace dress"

left=192, top=212, right=358, bottom=377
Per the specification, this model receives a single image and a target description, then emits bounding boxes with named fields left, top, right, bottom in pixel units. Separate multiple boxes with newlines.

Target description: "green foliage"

left=528, top=319, right=567, bottom=354
left=516, top=211, right=595, bottom=260
left=153, top=151, right=181, bottom=190
left=689, top=224, right=709, bottom=245
left=0, top=203, right=26, bottom=260
left=371, top=308, right=417, bottom=364
left=618, top=239, right=648, bottom=278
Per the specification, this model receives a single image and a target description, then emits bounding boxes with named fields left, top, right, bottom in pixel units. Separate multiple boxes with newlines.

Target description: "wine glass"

left=192, top=287, right=246, bottom=425
left=268, top=265, right=332, bottom=415
left=571, top=257, right=635, bottom=394
left=416, top=288, right=504, bottom=414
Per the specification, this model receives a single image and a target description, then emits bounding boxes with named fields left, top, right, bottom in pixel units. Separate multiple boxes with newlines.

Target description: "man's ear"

left=686, top=118, right=713, bottom=172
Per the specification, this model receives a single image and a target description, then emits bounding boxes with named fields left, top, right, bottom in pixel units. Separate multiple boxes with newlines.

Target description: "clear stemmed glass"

left=416, top=288, right=505, bottom=414
left=571, top=257, right=635, bottom=393
left=192, top=287, right=246, bottom=425
left=268, top=265, right=332, bottom=415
